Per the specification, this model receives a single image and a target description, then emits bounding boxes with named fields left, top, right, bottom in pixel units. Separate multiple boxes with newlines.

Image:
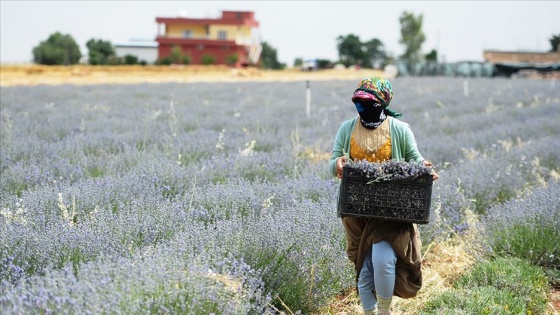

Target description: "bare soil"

left=0, top=64, right=386, bottom=86
left=551, top=288, right=560, bottom=314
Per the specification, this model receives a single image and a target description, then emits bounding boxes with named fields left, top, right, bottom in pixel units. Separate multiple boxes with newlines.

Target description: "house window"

left=218, top=31, right=227, bottom=40
left=183, top=30, right=192, bottom=38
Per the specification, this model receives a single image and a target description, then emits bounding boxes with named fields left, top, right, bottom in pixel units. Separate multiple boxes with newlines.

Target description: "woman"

left=329, top=77, right=439, bottom=315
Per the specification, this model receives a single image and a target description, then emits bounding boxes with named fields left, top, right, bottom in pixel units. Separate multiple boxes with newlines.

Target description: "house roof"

left=114, top=41, right=158, bottom=48
left=156, top=11, right=258, bottom=27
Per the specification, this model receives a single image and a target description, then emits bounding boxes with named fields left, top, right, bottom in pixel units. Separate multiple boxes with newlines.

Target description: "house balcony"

left=156, top=35, right=254, bottom=48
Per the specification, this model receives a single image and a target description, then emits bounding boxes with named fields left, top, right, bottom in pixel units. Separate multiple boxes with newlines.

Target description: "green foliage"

left=244, top=244, right=314, bottom=313
left=260, top=41, right=285, bottom=69
left=425, top=49, right=438, bottom=62
left=336, top=34, right=364, bottom=67
left=293, top=57, right=303, bottom=67
left=478, top=184, right=560, bottom=286
left=549, top=33, right=560, bottom=52
left=32, top=32, right=82, bottom=65
left=156, top=57, right=172, bottom=65
left=225, top=54, right=239, bottom=66
left=399, top=11, right=426, bottom=66
left=123, top=54, right=138, bottom=65
left=170, top=46, right=183, bottom=64
left=86, top=38, right=115, bottom=65
left=459, top=258, right=549, bottom=313
left=486, top=222, right=559, bottom=283
left=423, top=257, right=549, bottom=314
left=316, top=59, right=334, bottom=69
left=201, top=54, right=216, bottom=65
left=423, top=287, right=526, bottom=314
left=363, top=38, right=387, bottom=68
left=165, top=45, right=191, bottom=65
left=336, top=34, right=387, bottom=68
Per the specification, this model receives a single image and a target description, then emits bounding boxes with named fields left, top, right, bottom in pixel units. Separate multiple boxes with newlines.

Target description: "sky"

left=1, top=1, right=559, bottom=65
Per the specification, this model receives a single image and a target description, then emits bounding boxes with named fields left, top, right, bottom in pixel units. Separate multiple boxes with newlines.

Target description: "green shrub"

left=226, top=54, right=239, bottom=66
left=489, top=223, right=559, bottom=272
left=156, top=57, right=172, bottom=66
left=182, top=55, right=191, bottom=65
left=201, top=54, right=215, bottom=65
left=124, top=54, right=139, bottom=65
left=86, top=38, right=115, bottom=65
left=477, top=183, right=560, bottom=285
left=423, top=286, right=526, bottom=314
left=32, top=32, right=82, bottom=65
left=170, top=45, right=183, bottom=64
left=423, top=257, right=548, bottom=314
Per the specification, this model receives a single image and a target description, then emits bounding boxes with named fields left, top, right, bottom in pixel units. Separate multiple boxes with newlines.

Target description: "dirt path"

left=551, top=288, right=560, bottom=314
left=0, top=65, right=386, bottom=86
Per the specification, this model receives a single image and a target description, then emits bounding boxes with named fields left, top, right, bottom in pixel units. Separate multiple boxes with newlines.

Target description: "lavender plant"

left=475, top=182, right=560, bottom=285
left=1, top=77, right=558, bottom=313
left=422, top=257, right=549, bottom=315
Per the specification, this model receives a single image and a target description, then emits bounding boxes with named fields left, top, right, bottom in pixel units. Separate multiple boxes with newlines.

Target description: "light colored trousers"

left=358, top=240, right=397, bottom=311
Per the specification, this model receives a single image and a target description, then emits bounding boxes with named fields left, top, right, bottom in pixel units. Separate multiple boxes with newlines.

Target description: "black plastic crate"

left=338, top=165, right=433, bottom=224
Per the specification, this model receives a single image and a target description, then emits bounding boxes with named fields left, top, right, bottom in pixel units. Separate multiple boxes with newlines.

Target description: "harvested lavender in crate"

left=338, top=160, right=434, bottom=223
left=345, top=159, right=433, bottom=182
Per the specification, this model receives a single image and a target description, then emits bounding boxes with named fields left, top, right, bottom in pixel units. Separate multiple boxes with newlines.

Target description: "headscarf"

left=352, top=77, right=402, bottom=119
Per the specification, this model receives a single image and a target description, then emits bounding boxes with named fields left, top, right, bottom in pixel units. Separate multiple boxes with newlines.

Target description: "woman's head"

left=351, top=77, right=401, bottom=128
left=352, top=77, right=393, bottom=108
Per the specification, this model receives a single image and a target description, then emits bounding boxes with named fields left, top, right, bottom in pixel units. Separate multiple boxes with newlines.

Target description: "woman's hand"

left=422, top=159, right=440, bottom=181
left=336, top=156, right=348, bottom=179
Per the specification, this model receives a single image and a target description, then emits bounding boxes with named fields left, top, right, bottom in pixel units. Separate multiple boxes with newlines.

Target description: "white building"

left=114, top=40, right=158, bottom=64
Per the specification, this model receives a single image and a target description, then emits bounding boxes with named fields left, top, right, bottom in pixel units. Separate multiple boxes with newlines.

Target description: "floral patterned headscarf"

left=351, top=77, right=402, bottom=118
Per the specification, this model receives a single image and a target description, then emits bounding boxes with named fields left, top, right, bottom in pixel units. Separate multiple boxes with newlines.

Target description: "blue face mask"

left=354, top=101, right=387, bottom=129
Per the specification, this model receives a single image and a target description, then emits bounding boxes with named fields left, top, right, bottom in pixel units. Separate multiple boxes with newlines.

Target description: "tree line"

left=32, top=33, right=147, bottom=66
left=32, top=11, right=560, bottom=70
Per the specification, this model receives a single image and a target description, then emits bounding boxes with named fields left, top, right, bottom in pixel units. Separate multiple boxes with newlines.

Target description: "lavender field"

left=1, top=77, right=559, bottom=314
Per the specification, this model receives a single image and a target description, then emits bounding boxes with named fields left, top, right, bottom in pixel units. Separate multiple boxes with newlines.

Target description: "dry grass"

left=319, top=233, right=560, bottom=315
left=317, top=235, right=476, bottom=315
left=0, top=64, right=386, bottom=86
left=392, top=236, right=476, bottom=314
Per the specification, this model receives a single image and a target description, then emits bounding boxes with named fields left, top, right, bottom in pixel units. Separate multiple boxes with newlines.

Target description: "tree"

left=316, top=59, right=334, bottom=69
left=363, top=38, right=387, bottom=68
left=337, top=34, right=387, bottom=68
left=549, top=33, right=560, bottom=52
left=32, top=32, right=81, bottom=65
left=399, top=11, right=426, bottom=66
left=425, top=49, right=438, bottom=62
left=260, top=41, right=285, bottom=69
left=86, top=38, right=115, bottom=65
left=337, top=34, right=365, bottom=67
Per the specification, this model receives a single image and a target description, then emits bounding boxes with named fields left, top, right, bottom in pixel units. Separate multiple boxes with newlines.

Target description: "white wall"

left=115, top=46, right=158, bottom=64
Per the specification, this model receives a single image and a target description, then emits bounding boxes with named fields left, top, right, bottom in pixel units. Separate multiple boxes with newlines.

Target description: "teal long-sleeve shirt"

left=328, top=117, right=424, bottom=177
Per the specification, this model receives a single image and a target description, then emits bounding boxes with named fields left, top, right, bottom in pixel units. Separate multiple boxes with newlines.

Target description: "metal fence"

left=394, top=60, right=560, bottom=78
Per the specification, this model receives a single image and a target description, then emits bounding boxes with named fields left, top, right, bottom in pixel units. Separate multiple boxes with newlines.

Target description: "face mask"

left=354, top=101, right=387, bottom=129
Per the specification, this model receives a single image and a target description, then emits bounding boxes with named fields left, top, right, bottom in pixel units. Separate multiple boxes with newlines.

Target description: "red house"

left=155, top=11, right=262, bottom=66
